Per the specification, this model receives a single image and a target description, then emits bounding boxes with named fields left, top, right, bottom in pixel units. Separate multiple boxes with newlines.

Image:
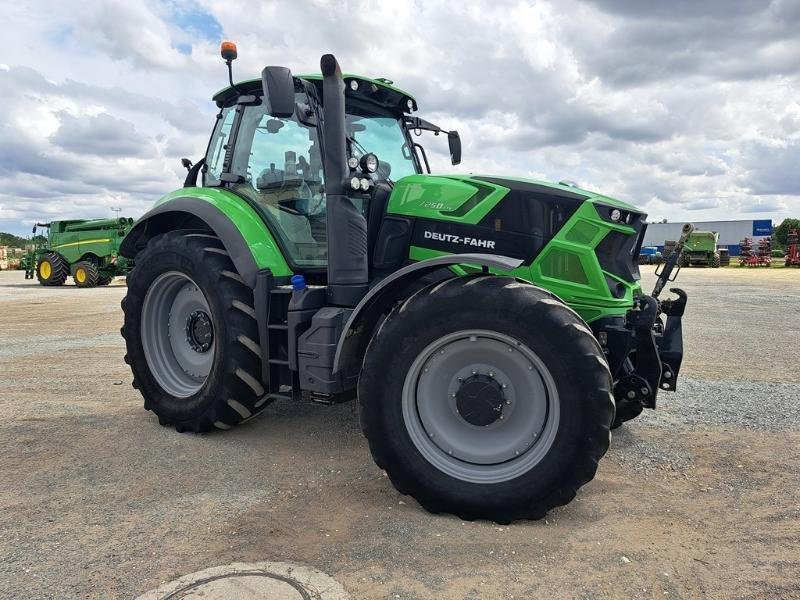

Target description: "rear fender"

left=332, top=253, right=523, bottom=374
left=120, top=193, right=290, bottom=288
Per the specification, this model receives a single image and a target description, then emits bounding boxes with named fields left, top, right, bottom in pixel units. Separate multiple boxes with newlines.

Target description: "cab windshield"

left=346, top=105, right=418, bottom=181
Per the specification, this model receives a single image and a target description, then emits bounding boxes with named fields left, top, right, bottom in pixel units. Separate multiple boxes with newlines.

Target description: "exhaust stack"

left=320, top=54, right=369, bottom=306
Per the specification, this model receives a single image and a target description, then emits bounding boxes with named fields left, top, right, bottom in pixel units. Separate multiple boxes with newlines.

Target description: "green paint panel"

left=685, top=231, right=719, bottom=253
left=388, top=175, right=508, bottom=224
left=155, top=188, right=292, bottom=276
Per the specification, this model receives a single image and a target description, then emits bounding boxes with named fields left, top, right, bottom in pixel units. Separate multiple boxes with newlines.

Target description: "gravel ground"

left=1, top=267, right=799, bottom=599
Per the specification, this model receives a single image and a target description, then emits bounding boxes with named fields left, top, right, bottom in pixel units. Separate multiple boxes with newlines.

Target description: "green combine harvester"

left=28, top=217, right=135, bottom=287
left=680, top=230, right=721, bottom=267
left=120, top=44, right=693, bottom=522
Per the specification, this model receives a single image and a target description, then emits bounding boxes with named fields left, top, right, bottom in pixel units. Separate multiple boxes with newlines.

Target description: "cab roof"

left=212, top=73, right=417, bottom=112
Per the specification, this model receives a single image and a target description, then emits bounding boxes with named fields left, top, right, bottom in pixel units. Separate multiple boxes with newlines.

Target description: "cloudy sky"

left=1, top=0, right=798, bottom=236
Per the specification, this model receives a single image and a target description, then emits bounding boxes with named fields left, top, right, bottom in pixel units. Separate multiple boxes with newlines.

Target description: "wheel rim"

left=141, top=271, right=215, bottom=398
left=75, top=268, right=86, bottom=283
left=39, top=261, right=51, bottom=279
left=402, top=329, right=560, bottom=484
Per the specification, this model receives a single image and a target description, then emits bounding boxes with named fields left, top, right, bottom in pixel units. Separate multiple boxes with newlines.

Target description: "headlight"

left=360, top=153, right=379, bottom=173
left=406, top=98, right=414, bottom=110
left=349, top=79, right=359, bottom=91
left=350, top=177, right=361, bottom=190
left=347, top=157, right=359, bottom=170
left=359, top=178, right=371, bottom=191
left=610, top=208, right=622, bottom=222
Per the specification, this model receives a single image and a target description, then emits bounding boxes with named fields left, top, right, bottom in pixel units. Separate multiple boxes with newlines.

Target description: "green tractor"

left=120, top=46, right=692, bottom=522
left=31, top=218, right=135, bottom=287
left=680, top=230, right=721, bottom=267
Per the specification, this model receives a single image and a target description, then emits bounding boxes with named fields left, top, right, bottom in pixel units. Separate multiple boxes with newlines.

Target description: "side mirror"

left=181, top=158, right=192, bottom=171
left=261, top=66, right=296, bottom=118
left=448, top=131, right=461, bottom=165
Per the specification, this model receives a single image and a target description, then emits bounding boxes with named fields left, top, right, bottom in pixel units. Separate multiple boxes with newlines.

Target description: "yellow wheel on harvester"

left=73, top=261, right=99, bottom=288
left=36, top=252, right=68, bottom=286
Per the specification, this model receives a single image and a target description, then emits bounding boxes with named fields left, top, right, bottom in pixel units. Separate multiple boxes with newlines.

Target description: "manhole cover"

left=136, top=561, right=350, bottom=600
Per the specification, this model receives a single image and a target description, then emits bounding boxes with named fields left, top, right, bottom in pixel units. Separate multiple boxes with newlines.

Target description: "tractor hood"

left=385, top=172, right=649, bottom=317
left=386, top=174, right=640, bottom=224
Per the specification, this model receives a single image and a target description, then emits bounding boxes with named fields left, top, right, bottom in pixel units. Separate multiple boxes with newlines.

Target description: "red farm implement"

left=786, top=229, right=800, bottom=267
left=739, top=236, right=772, bottom=267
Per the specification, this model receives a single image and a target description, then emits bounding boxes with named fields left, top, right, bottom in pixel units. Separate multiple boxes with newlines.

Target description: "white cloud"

left=1, top=0, right=799, bottom=235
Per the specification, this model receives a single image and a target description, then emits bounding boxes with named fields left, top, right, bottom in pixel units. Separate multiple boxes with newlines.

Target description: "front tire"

left=121, top=231, right=271, bottom=432
left=36, top=252, right=68, bottom=286
left=359, top=276, right=614, bottom=522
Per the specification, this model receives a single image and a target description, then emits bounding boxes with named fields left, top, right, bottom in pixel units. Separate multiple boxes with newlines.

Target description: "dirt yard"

left=1, top=267, right=799, bottom=599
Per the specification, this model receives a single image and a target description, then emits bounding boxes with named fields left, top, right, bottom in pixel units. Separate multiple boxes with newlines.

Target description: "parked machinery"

left=679, top=230, right=720, bottom=267
left=739, top=236, right=772, bottom=267
left=29, top=218, right=135, bottom=286
left=638, top=246, right=662, bottom=265
left=717, top=247, right=730, bottom=267
left=118, top=46, right=695, bottom=522
left=786, top=229, right=800, bottom=267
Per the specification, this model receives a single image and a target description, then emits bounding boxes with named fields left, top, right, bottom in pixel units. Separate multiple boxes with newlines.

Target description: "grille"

left=595, top=217, right=646, bottom=283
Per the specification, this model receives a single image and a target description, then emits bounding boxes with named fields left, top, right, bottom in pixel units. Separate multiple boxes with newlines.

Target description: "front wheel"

left=36, top=252, right=68, bottom=286
left=359, top=276, right=614, bottom=522
left=121, top=231, right=271, bottom=432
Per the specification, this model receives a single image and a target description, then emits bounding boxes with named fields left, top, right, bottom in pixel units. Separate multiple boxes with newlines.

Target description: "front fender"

left=332, top=253, right=523, bottom=373
left=121, top=189, right=291, bottom=287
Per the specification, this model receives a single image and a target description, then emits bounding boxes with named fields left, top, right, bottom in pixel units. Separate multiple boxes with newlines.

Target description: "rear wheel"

left=36, top=252, right=68, bottom=286
left=359, top=276, right=614, bottom=522
left=711, top=252, right=721, bottom=268
left=98, top=274, right=114, bottom=286
left=121, top=231, right=271, bottom=432
left=73, top=261, right=99, bottom=288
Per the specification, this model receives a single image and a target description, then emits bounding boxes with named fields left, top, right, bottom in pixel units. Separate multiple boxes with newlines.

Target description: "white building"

left=643, top=219, right=773, bottom=255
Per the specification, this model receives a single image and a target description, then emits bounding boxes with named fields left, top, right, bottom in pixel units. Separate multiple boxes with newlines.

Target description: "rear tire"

left=711, top=252, right=721, bottom=268
left=98, top=274, right=114, bottom=286
left=73, top=261, right=99, bottom=288
left=359, top=276, right=614, bottom=522
left=121, top=231, right=272, bottom=432
left=36, top=252, right=68, bottom=286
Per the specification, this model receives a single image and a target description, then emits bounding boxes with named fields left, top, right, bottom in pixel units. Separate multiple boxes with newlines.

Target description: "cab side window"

left=231, top=94, right=328, bottom=268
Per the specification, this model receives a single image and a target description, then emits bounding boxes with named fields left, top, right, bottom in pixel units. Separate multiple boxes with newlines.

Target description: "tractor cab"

left=200, top=65, right=459, bottom=281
